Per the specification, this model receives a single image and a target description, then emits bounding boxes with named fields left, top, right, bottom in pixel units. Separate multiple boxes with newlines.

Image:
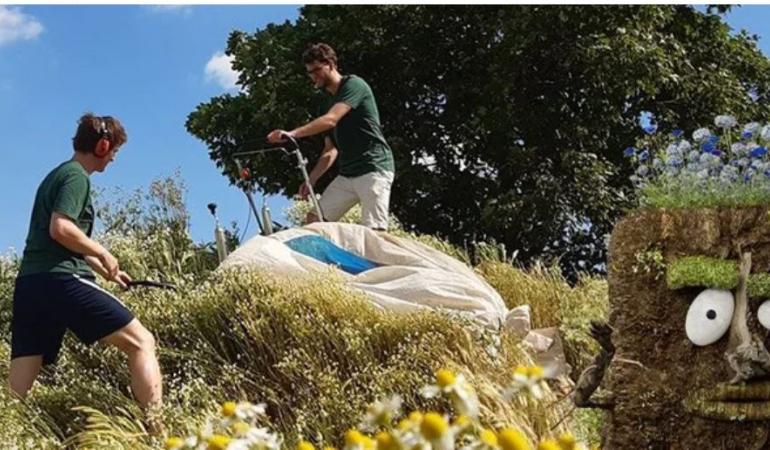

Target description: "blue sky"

left=0, top=5, right=301, bottom=255
left=1, top=5, right=770, bottom=255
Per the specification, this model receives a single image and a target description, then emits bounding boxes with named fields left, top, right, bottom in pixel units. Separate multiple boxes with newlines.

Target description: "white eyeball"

left=685, top=289, right=734, bottom=346
left=758, top=300, right=770, bottom=330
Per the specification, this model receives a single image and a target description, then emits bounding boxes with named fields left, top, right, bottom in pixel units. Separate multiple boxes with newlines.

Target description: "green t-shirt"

left=319, top=75, right=395, bottom=177
left=18, top=160, right=95, bottom=277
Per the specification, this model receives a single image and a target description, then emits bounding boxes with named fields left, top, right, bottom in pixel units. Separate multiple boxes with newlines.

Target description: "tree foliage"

left=186, top=5, right=770, bottom=277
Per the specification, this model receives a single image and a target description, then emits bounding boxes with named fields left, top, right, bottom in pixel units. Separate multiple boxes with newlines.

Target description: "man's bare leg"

left=8, top=355, right=43, bottom=399
left=100, top=319, right=162, bottom=409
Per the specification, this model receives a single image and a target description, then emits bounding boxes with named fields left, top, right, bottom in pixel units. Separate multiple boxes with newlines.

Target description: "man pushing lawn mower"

left=267, top=42, right=396, bottom=231
left=9, top=113, right=163, bottom=431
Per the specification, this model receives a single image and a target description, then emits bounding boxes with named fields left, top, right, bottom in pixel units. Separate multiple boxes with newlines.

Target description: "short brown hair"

left=302, top=43, right=337, bottom=68
left=72, top=113, right=128, bottom=154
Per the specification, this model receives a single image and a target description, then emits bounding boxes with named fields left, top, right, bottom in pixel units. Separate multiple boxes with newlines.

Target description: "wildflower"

left=343, top=429, right=375, bottom=450
left=636, top=166, right=649, bottom=177
left=623, top=146, right=636, bottom=157
left=714, top=115, right=737, bottom=129
left=743, top=131, right=754, bottom=140
left=164, top=437, right=184, bottom=450
left=207, top=434, right=232, bottom=450
left=638, top=149, right=649, bottom=161
left=503, top=365, right=548, bottom=399
left=479, top=428, right=499, bottom=447
left=672, top=128, right=684, bottom=138
left=297, top=441, right=316, bottom=450
left=693, top=128, right=711, bottom=143
left=375, top=431, right=401, bottom=450
left=643, top=124, right=657, bottom=135
left=420, top=412, right=454, bottom=450
left=221, top=401, right=237, bottom=417
left=250, top=428, right=282, bottom=449
left=537, top=440, right=561, bottom=450
left=557, top=433, right=576, bottom=450
left=652, top=157, right=663, bottom=169
left=233, top=422, right=251, bottom=437
left=360, top=395, right=402, bottom=432
left=422, top=369, right=480, bottom=418
left=497, top=428, right=531, bottom=450
left=687, top=150, right=700, bottom=162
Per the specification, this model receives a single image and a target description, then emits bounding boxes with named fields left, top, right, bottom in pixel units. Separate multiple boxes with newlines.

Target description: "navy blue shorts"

left=11, top=272, right=135, bottom=365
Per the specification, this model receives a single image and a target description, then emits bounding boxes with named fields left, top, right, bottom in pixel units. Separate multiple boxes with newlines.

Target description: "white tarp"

left=219, top=222, right=534, bottom=334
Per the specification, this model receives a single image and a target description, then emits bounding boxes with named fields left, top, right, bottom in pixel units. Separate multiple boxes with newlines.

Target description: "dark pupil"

left=706, top=310, right=717, bottom=320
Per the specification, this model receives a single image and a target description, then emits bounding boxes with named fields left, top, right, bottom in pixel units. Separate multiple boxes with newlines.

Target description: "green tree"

left=186, top=5, right=770, bottom=277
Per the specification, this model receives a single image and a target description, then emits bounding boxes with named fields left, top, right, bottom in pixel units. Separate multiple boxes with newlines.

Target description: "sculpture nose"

left=725, top=337, right=770, bottom=383
left=725, top=251, right=770, bottom=383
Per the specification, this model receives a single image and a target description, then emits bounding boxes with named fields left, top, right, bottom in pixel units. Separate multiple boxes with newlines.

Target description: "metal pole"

left=293, top=147, right=324, bottom=222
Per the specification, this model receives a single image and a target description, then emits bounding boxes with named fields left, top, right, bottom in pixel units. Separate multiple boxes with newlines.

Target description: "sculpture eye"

left=685, top=289, right=734, bottom=346
left=758, top=300, right=770, bottom=330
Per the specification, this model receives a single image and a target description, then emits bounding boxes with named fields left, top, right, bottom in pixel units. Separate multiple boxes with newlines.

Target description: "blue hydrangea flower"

left=643, top=124, right=658, bottom=135
left=687, top=150, right=700, bottom=162
left=639, top=149, right=650, bottom=161
left=731, top=142, right=748, bottom=157
left=761, top=125, right=770, bottom=142
left=742, top=131, right=753, bottom=140
left=693, top=128, right=712, bottom=143
left=701, top=141, right=716, bottom=153
left=714, top=115, right=738, bottom=129
left=751, top=146, right=768, bottom=158
left=623, top=146, right=636, bottom=158
left=678, top=140, right=692, bottom=153
left=744, top=122, right=761, bottom=135
left=667, top=157, right=684, bottom=168
left=672, top=129, right=684, bottom=138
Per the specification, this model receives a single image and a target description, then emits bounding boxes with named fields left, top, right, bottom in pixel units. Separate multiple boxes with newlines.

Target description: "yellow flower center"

left=345, top=429, right=366, bottom=446
left=420, top=412, right=448, bottom=441
left=480, top=428, right=499, bottom=446
left=207, top=434, right=232, bottom=450
left=408, top=411, right=423, bottom=424
left=513, top=366, right=528, bottom=377
left=537, top=440, right=561, bottom=450
left=233, top=421, right=250, bottom=436
left=528, top=366, right=544, bottom=378
left=453, top=415, right=470, bottom=429
left=498, top=428, right=531, bottom=450
left=557, top=433, right=576, bottom=450
left=164, top=437, right=184, bottom=450
left=297, top=440, right=316, bottom=450
left=436, top=369, right=456, bottom=388
left=397, top=418, right=413, bottom=431
left=221, top=401, right=237, bottom=417
left=376, top=431, right=398, bottom=450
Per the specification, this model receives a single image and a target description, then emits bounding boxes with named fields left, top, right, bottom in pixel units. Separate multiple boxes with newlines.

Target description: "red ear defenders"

left=94, top=117, right=112, bottom=157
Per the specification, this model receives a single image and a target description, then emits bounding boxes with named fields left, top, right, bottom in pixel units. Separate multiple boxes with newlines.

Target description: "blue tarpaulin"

left=284, top=234, right=379, bottom=275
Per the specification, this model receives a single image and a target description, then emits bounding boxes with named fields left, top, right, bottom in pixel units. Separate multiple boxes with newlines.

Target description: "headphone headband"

left=97, top=117, right=112, bottom=140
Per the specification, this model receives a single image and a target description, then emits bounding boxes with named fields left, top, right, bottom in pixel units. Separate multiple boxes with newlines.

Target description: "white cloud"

left=204, top=51, right=240, bottom=91
left=0, top=6, right=43, bottom=47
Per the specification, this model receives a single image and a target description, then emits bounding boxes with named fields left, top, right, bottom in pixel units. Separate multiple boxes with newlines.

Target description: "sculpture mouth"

left=684, top=381, right=770, bottom=421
